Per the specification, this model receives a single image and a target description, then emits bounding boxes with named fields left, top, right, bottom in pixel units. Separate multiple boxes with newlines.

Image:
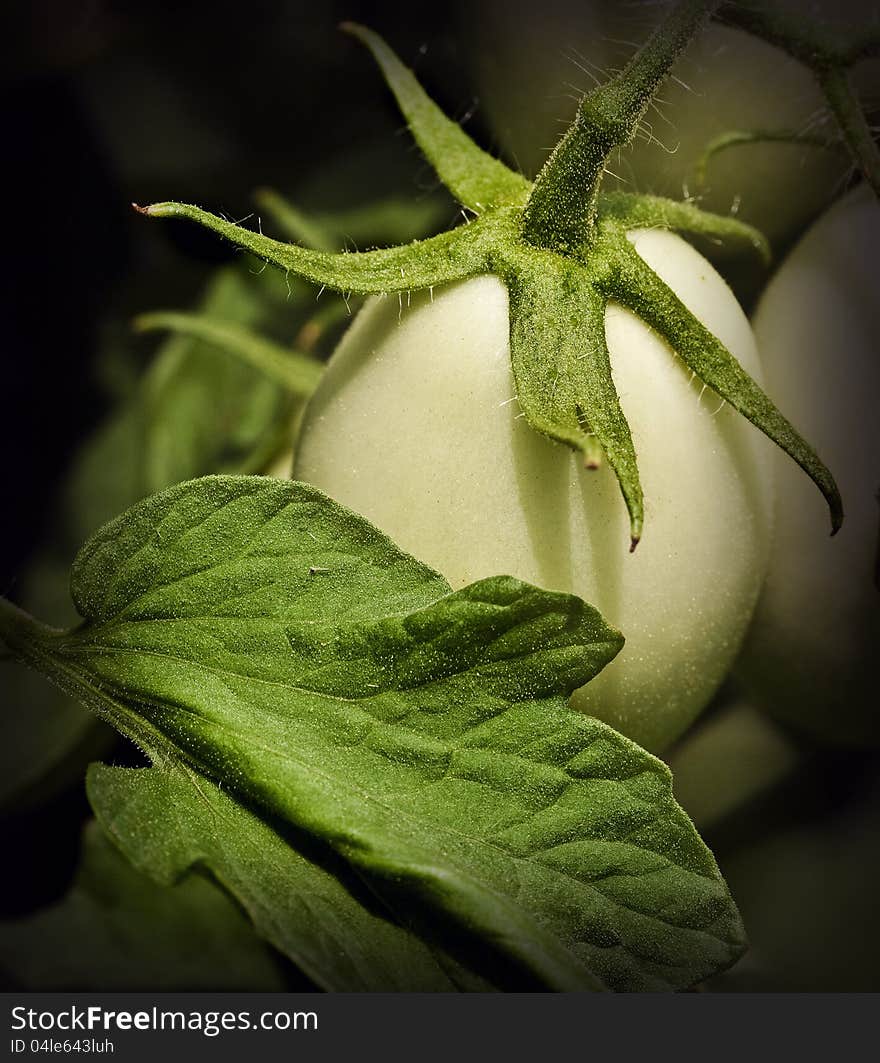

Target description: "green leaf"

left=0, top=820, right=286, bottom=991
left=0, top=475, right=747, bottom=991
left=136, top=262, right=302, bottom=491
left=342, top=23, right=530, bottom=213
left=1, top=261, right=299, bottom=809
left=133, top=311, right=324, bottom=397
left=88, top=764, right=472, bottom=991
left=3, top=181, right=456, bottom=810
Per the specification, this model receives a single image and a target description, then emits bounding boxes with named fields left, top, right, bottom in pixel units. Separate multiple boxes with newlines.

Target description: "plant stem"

left=693, top=130, right=835, bottom=193
left=716, top=1, right=836, bottom=67
left=0, top=599, right=66, bottom=680
left=819, top=66, right=880, bottom=199
left=0, top=595, right=170, bottom=763
left=715, top=1, right=880, bottom=199
left=0, top=596, right=60, bottom=660
left=521, top=0, right=717, bottom=254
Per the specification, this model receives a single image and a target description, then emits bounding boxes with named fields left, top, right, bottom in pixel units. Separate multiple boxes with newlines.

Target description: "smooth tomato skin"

left=736, top=188, right=880, bottom=745
left=294, top=230, right=773, bottom=751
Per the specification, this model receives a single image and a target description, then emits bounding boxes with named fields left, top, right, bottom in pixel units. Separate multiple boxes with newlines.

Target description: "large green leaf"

left=0, top=476, right=746, bottom=991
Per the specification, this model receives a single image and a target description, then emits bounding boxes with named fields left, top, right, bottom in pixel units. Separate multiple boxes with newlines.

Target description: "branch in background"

left=133, top=312, right=324, bottom=397
left=692, top=129, right=836, bottom=193
left=716, top=1, right=880, bottom=197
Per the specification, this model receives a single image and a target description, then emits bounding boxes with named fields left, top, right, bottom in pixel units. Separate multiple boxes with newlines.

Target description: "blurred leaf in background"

left=0, top=821, right=288, bottom=991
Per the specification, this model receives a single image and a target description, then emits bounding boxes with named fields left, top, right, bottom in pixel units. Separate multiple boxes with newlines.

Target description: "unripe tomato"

left=294, top=229, right=773, bottom=751
left=736, top=187, right=880, bottom=746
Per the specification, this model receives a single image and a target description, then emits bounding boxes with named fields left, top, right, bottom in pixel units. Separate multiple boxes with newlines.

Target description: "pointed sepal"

left=342, top=23, right=530, bottom=213
left=604, top=239, right=843, bottom=534
left=506, top=257, right=644, bottom=548
left=599, top=192, right=771, bottom=266
left=134, top=201, right=491, bottom=294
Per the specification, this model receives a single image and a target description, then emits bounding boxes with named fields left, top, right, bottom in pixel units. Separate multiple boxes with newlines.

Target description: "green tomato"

left=294, top=229, right=773, bottom=752
left=736, top=187, right=880, bottom=746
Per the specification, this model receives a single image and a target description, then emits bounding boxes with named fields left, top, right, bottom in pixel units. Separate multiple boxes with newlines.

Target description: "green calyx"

left=521, top=0, right=715, bottom=254
left=136, top=2, right=843, bottom=547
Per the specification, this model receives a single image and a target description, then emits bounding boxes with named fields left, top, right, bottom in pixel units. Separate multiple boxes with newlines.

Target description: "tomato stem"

left=0, top=596, right=61, bottom=658
left=521, top=0, right=717, bottom=254
left=819, top=66, right=880, bottom=200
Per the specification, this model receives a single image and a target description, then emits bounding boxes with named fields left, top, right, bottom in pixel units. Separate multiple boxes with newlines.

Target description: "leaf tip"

left=130, top=311, right=165, bottom=336
left=627, top=504, right=643, bottom=554
left=580, top=432, right=604, bottom=471
left=339, top=20, right=367, bottom=41
left=830, top=499, right=844, bottom=536
left=132, top=201, right=174, bottom=218
left=752, top=229, right=772, bottom=269
left=821, top=473, right=844, bottom=536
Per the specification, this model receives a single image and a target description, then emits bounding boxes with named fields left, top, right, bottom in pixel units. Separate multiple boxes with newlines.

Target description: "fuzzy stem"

left=693, top=129, right=833, bottom=193
left=716, top=2, right=838, bottom=67
left=0, top=596, right=56, bottom=650
left=818, top=66, right=880, bottom=199
left=716, top=1, right=880, bottom=198
left=522, top=0, right=716, bottom=253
